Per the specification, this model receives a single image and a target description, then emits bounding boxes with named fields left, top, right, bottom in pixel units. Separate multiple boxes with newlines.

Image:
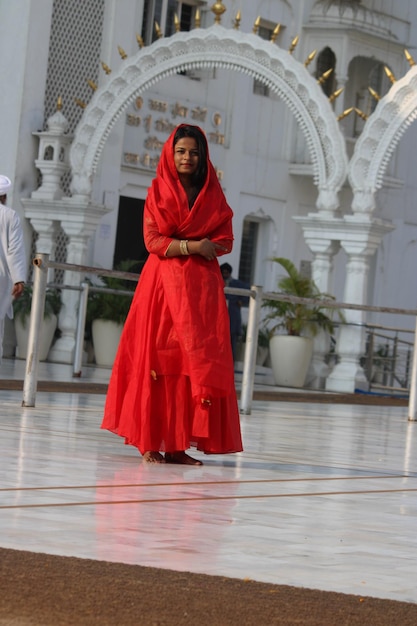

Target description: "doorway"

left=113, top=196, right=148, bottom=272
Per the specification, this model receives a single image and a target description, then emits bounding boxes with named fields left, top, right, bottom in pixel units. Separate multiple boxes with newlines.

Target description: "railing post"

left=240, top=285, right=263, bottom=415
left=73, top=282, right=89, bottom=377
left=408, top=315, right=417, bottom=421
left=22, top=253, right=49, bottom=407
left=367, top=330, right=374, bottom=391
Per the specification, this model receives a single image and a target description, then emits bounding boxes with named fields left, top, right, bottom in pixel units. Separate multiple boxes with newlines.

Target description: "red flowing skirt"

left=101, top=254, right=243, bottom=455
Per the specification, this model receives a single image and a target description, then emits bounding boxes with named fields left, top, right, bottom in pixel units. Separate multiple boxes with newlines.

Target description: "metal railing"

left=20, top=253, right=417, bottom=422
left=362, top=324, right=414, bottom=394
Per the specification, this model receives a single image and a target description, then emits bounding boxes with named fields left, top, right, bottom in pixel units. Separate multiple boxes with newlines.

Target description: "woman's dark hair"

left=173, top=125, right=208, bottom=189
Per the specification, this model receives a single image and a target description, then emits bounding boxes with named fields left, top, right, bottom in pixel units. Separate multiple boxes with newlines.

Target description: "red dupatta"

left=144, top=125, right=235, bottom=395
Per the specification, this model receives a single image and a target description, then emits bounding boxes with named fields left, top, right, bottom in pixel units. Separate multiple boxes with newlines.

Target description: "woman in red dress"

left=101, top=124, right=243, bottom=464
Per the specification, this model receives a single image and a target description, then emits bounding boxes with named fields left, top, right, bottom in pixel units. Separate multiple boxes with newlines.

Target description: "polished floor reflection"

left=1, top=359, right=416, bottom=604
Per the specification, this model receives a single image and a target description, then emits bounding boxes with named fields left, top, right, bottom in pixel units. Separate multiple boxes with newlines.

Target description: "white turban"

left=0, top=175, right=12, bottom=195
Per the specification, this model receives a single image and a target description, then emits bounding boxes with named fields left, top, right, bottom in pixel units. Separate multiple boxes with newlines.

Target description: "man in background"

left=0, top=175, right=26, bottom=363
left=220, top=263, right=249, bottom=363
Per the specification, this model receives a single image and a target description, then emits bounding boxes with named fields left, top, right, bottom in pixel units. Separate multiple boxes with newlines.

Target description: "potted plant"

left=86, top=259, right=139, bottom=367
left=262, top=257, right=343, bottom=387
left=238, top=325, right=271, bottom=366
left=13, top=286, right=62, bottom=361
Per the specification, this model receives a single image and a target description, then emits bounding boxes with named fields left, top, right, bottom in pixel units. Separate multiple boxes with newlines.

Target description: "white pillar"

left=293, top=215, right=342, bottom=388
left=48, top=200, right=111, bottom=363
left=326, top=216, right=394, bottom=392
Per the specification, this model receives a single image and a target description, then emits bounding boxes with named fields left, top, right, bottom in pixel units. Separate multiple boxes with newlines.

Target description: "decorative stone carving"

left=70, top=25, right=348, bottom=204
left=349, top=65, right=417, bottom=207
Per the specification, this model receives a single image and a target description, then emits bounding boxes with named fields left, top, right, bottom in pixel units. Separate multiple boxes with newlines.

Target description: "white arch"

left=69, top=25, right=347, bottom=204
left=349, top=65, right=417, bottom=212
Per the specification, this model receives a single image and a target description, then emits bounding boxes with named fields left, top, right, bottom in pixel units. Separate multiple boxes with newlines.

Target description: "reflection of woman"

left=101, top=124, right=243, bottom=465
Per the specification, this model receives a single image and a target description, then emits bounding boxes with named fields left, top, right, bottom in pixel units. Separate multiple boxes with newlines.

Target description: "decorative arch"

left=69, top=24, right=347, bottom=207
left=349, top=65, right=417, bottom=212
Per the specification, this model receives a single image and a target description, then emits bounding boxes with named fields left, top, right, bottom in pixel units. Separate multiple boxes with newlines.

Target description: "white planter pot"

left=92, top=319, right=123, bottom=367
left=14, top=314, right=57, bottom=361
left=269, top=335, right=314, bottom=388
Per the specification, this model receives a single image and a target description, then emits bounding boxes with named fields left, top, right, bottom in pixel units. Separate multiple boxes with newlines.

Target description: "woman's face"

left=173, top=137, right=199, bottom=178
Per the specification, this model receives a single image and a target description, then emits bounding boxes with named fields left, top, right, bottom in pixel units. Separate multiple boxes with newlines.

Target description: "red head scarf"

left=146, top=124, right=233, bottom=243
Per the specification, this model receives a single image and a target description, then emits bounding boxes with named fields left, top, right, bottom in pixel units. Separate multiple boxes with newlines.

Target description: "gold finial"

left=368, top=86, right=380, bottom=101
left=57, top=95, right=63, bottom=111
left=270, top=24, right=281, bottom=43
left=354, top=107, right=368, bottom=121
left=288, top=35, right=299, bottom=54
left=384, top=66, right=396, bottom=83
left=253, top=16, right=261, bottom=35
left=329, top=87, right=344, bottom=103
left=136, top=33, right=144, bottom=48
left=337, top=107, right=353, bottom=121
left=74, top=98, right=87, bottom=109
left=234, top=11, right=241, bottom=30
left=195, top=9, right=201, bottom=28
left=117, top=45, right=127, bottom=59
left=404, top=49, right=416, bottom=67
left=87, top=79, right=97, bottom=91
left=101, top=61, right=112, bottom=74
left=304, top=50, right=317, bottom=67
left=211, top=1, right=226, bottom=25
left=154, top=21, right=163, bottom=38
left=174, top=13, right=180, bottom=32
left=317, top=67, right=333, bottom=85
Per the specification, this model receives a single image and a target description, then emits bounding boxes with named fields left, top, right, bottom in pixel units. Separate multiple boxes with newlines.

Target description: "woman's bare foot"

left=142, top=451, right=165, bottom=464
left=165, top=451, right=203, bottom=466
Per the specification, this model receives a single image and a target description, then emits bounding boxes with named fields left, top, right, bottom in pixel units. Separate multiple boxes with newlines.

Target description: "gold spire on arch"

left=253, top=16, right=261, bottom=35
left=304, top=50, right=316, bottom=67
left=117, top=45, right=127, bottom=60
left=86, top=79, right=97, bottom=92
left=270, top=24, right=281, bottom=43
left=368, top=87, right=380, bottom=102
left=404, top=49, right=416, bottom=67
left=136, top=33, right=144, bottom=48
left=288, top=35, right=299, bottom=54
left=211, top=1, right=226, bottom=25
left=384, top=66, right=396, bottom=84
left=337, top=107, right=353, bottom=122
left=328, top=87, right=344, bottom=103
left=101, top=61, right=111, bottom=75
left=317, top=68, right=333, bottom=85
left=74, top=98, right=87, bottom=109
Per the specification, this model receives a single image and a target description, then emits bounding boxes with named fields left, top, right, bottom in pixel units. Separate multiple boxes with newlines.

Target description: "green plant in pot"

left=13, top=286, right=62, bottom=326
left=86, top=259, right=139, bottom=367
left=13, top=286, right=62, bottom=360
left=262, top=257, right=344, bottom=387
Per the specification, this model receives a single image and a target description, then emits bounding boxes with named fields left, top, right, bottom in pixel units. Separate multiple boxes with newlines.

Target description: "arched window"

left=316, top=47, right=336, bottom=97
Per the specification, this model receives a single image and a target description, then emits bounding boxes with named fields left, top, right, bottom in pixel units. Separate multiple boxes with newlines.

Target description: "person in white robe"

left=0, top=175, right=27, bottom=362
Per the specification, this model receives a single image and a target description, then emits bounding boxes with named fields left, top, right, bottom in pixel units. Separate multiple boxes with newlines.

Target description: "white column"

left=49, top=235, right=88, bottom=363
left=48, top=200, right=111, bottom=363
left=293, top=215, right=342, bottom=388
left=326, top=216, right=395, bottom=392
left=308, top=241, right=340, bottom=388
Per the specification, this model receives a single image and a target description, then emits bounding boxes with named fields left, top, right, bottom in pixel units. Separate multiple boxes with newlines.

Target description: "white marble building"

left=1, top=0, right=417, bottom=392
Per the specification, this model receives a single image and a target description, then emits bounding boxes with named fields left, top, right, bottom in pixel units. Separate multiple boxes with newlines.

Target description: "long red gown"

left=101, top=126, right=243, bottom=455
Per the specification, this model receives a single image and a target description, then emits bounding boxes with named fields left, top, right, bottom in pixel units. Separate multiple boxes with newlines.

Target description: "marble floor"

left=0, top=359, right=416, bottom=604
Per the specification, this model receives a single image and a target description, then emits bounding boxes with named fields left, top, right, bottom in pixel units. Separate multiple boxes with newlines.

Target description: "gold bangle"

left=180, top=239, right=189, bottom=255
